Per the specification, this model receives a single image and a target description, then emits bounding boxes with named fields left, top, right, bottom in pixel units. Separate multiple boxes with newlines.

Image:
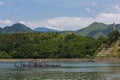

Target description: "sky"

left=0, top=0, right=120, bottom=30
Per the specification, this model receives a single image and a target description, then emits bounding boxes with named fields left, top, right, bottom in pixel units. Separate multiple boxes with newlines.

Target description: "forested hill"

left=77, top=22, right=120, bottom=38
left=0, top=32, right=100, bottom=58
left=77, top=22, right=109, bottom=37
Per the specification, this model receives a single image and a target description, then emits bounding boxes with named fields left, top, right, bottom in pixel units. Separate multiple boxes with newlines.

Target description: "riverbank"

left=0, top=58, right=120, bottom=62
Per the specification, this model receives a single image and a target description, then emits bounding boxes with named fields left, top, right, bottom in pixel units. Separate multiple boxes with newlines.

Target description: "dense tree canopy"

left=0, top=32, right=101, bottom=59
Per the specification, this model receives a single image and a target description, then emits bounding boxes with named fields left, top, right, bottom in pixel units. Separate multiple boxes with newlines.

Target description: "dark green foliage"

left=108, top=30, right=120, bottom=42
left=105, top=30, right=120, bottom=48
left=0, top=32, right=100, bottom=59
left=97, top=35, right=108, bottom=44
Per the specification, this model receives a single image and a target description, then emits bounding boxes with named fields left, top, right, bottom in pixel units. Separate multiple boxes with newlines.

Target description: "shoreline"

left=0, top=58, right=120, bottom=62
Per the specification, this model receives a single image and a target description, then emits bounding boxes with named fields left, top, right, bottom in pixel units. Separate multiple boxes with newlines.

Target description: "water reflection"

left=0, top=69, right=105, bottom=80
left=0, top=62, right=120, bottom=80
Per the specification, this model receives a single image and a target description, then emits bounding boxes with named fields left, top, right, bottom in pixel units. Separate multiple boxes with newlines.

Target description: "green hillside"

left=77, top=22, right=110, bottom=38
left=77, top=22, right=120, bottom=38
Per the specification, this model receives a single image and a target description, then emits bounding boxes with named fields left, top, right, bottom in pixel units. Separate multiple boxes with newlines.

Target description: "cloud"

left=85, top=8, right=92, bottom=12
left=17, top=13, right=120, bottom=31
left=0, top=13, right=118, bottom=30
left=0, top=20, right=13, bottom=27
left=0, top=1, right=4, bottom=6
left=114, top=5, right=120, bottom=12
left=92, top=2, right=96, bottom=6
left=0, top=20, right=13, bottom=24
left=19, top=17, right=93, bottom=31
left=96, top=13, right=120, bottom=24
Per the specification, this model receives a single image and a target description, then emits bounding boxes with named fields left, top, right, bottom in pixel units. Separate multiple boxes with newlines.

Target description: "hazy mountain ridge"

left=34, top=27, right=57, bottom=32
left=0, top=22, right=120, bottom=38
left=0, top=23, right=58, bottom=33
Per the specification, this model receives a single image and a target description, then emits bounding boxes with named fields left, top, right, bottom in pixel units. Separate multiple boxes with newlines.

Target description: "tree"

left=97, top=35, right=108, bottom=44
left=108, top=30, right=119, bottom=43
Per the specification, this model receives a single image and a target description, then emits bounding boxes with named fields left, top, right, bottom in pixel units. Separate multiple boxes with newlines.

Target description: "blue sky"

left=0, top=0, right=120, bottom=30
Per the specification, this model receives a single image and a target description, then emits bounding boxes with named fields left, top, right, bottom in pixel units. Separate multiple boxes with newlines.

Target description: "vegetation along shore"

left=0, top=32, right=100, bottom=59
left=0, top=23, right=120, bottom=60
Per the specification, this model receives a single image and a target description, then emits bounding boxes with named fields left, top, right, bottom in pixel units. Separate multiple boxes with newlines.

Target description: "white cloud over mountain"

left=19, top=13, right=120, bottom=30
left=0, top=20, right=13, bottom=27
left=19, top=17, right=93, bottom=30
left=1, top=13, right=120, bottom=31
left=97, top=13, right=120, bottom=24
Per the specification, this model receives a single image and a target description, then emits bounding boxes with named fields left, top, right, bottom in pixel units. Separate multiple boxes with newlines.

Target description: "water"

left=0, top=61, right=120, bottom=80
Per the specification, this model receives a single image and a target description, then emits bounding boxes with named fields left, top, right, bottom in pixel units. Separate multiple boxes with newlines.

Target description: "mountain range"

left=0, top=22, right=119, bottom=38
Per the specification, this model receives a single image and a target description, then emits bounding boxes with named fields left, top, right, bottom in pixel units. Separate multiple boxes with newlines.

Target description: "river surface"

left=0, top=61, right=120, bottom=80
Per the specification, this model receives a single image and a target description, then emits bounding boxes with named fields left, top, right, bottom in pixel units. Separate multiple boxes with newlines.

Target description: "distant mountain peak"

left=0, top=23, right=33, bottom=34
left=12, top=23, right=26, bottom=26
left=77, top=22, right=110, bottom=38
left=92, top=22, right=99, bottom=24
left=90, top=22, right=106, bottom=26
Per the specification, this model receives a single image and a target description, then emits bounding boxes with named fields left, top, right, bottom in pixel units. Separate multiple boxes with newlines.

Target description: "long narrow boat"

left=14, top=61, right=61, bottom=68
